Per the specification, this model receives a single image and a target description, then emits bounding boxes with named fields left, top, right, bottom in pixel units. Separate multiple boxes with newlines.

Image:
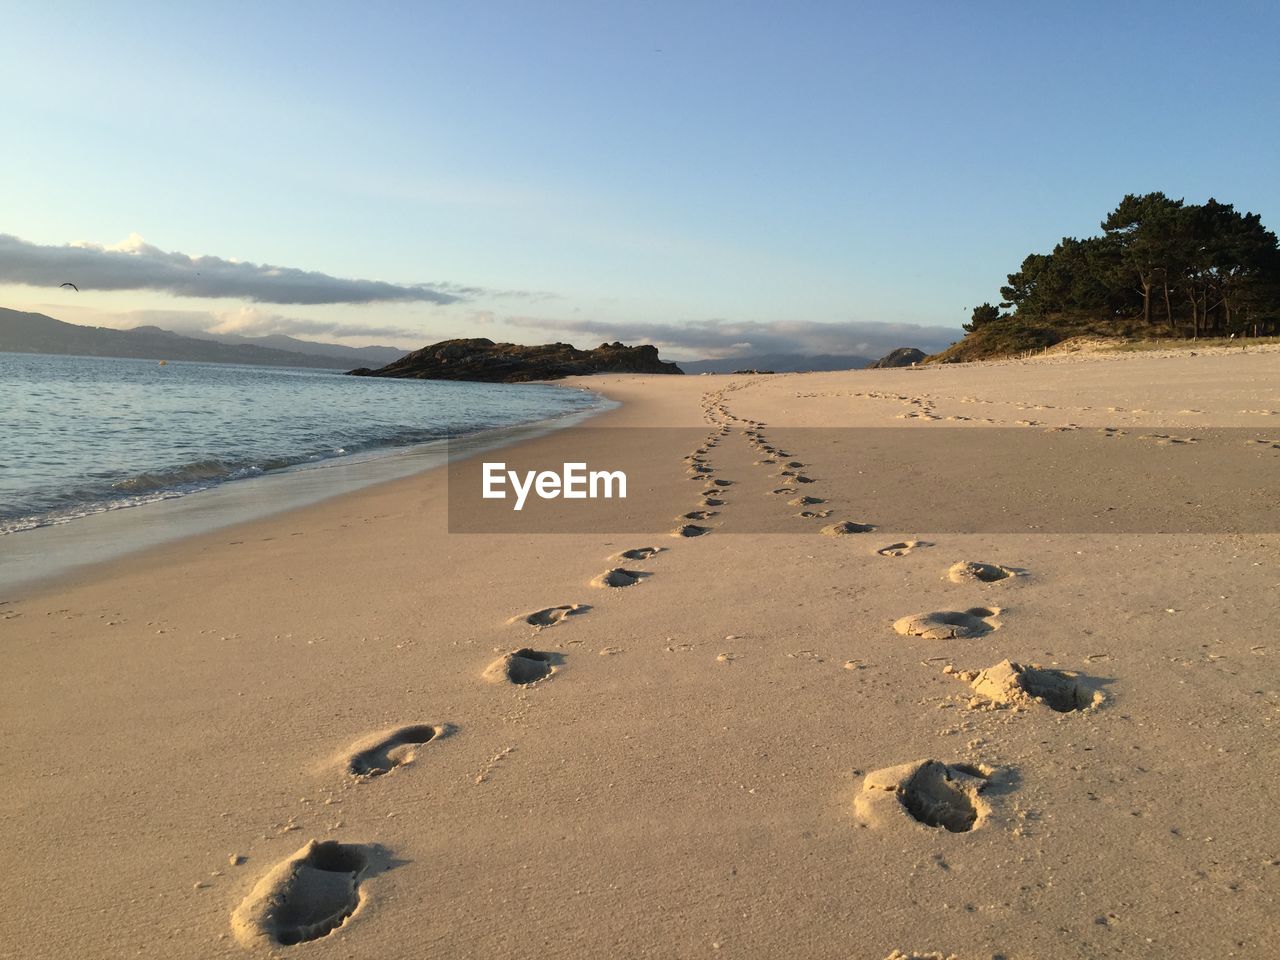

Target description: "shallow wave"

left=0, top=489, right=189, bottom=535
left=1, top=381, right=604, bottom=535
left=112, top=459, right=255, bottom=493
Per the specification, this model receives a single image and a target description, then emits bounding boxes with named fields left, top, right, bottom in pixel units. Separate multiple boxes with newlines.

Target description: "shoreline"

left=0, top=383, right=617, bottom=597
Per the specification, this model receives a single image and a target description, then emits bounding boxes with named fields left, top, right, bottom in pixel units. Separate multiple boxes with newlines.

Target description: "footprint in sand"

left=590, top=568, right=649, bottom=588
left=951, top=659, right=1105, bottom=712
left=231, top=840, right=374, bottom=947
left=798, top=510, right=833, bottom=519
left=876, top=540, right=929, bottom=557
left=821, top=521, right=875, bottom=536
left=947, top=561, right=1019, bottom=584
left=681, top=510, right=717, bottom=521
left=788, top=496, right=824, bottom=506
left=893, top=607, right=1001, bottom=639
left=770, top=487, right=798, bottom=495
left=345, top=725, right=446, bottom=778
left=854, top=760, right=995, bottom=832
left=701, top=497, right=725, bottom=507
left=484, top=648, right=556, bottom=684
left=615, top=546, right=663, bottom=561
left=672, top=523, right=710, bottom=537
left=510, top=604, right=589, bottom=629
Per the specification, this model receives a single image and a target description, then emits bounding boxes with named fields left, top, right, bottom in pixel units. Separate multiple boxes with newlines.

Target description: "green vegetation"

left=936, top=193, right=1280, bottom=361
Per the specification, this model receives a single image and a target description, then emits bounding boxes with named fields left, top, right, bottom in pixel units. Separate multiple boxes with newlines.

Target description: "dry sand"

left=2, top=348, right=1279, bottom=959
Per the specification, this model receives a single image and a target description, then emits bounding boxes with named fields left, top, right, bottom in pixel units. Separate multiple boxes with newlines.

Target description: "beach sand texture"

left=2, top=347, right=1279, bottom=959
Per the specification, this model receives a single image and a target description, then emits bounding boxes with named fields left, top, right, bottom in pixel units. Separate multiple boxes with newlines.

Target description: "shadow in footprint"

left=855, top=760, right=1007, bottom=834
left=967, top=659, right=1109, bottom=711
left=948, top=561, right=1021, bottom=584
left=590, top=568, right=650, bottom=588
left=821, top=520, right=875, bottom=536
left=512, top=604, right=590, bottom=628
left=346, top=725, right=447, bottom=778
left=875, top=540, right=931, bottom=557
left=901, top=762, right=991, bottom=832
left=615, top=546, right=663, bottom=561
left=231, top=840, right=401, bottom=947
left=672, top=523, right=710, bottom=537
left=484, top=648, right=561, bottom=684
left=894, top=607, right=1001, bottom=639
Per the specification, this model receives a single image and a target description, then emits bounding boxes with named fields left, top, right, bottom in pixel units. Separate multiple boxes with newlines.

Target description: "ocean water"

left=0, top=352, right=602, bottom=535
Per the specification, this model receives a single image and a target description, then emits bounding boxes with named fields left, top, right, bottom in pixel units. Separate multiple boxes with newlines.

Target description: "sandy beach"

left=3, top=348, right=1279, bottom=960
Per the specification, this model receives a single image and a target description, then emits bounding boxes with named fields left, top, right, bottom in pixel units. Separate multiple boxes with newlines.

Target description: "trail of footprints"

left=227, top=387, right=771, bottom=945
left=228, top=515, right=678, bottom=946
left=866, top=539, right=1106, bottom=840
left=228, top=384, right=1111, bottom=955
left=794, top=388, right=1278, bottom=455
left=706, top=381, right=881, bottom=532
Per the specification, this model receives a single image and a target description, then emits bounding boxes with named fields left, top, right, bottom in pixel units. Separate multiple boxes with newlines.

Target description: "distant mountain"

left=191, top=331, right=405, bottom=367
left=678, top=353, right=874, bottom=374
left=0, top=308, right=403, bottom=369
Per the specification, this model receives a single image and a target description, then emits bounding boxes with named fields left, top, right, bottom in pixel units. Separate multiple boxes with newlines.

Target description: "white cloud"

left=36, top=305, right=423, bottom=342
left=1, top=232, right=462, bottom=305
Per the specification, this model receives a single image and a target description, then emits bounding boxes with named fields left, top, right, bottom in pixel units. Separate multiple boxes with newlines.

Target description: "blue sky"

left=2, top=1, right=1277, bottom=359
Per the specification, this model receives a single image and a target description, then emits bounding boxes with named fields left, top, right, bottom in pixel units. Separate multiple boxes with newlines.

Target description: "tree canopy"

left=975, top=193, right=1280, bottom=339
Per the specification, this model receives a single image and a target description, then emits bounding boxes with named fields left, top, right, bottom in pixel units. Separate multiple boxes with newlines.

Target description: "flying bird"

left=60, top=282, right=79, bottom=291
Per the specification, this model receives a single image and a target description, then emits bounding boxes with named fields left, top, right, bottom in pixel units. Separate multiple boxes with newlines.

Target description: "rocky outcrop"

left=869, top=347, right=927, bottom=368
left=347, top=338, right=682, bottom=382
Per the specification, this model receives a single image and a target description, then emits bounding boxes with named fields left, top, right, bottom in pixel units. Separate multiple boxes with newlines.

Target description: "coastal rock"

left=869, top=347, right=927, bottom=368
left=348, top=338, right=682, bottom=383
